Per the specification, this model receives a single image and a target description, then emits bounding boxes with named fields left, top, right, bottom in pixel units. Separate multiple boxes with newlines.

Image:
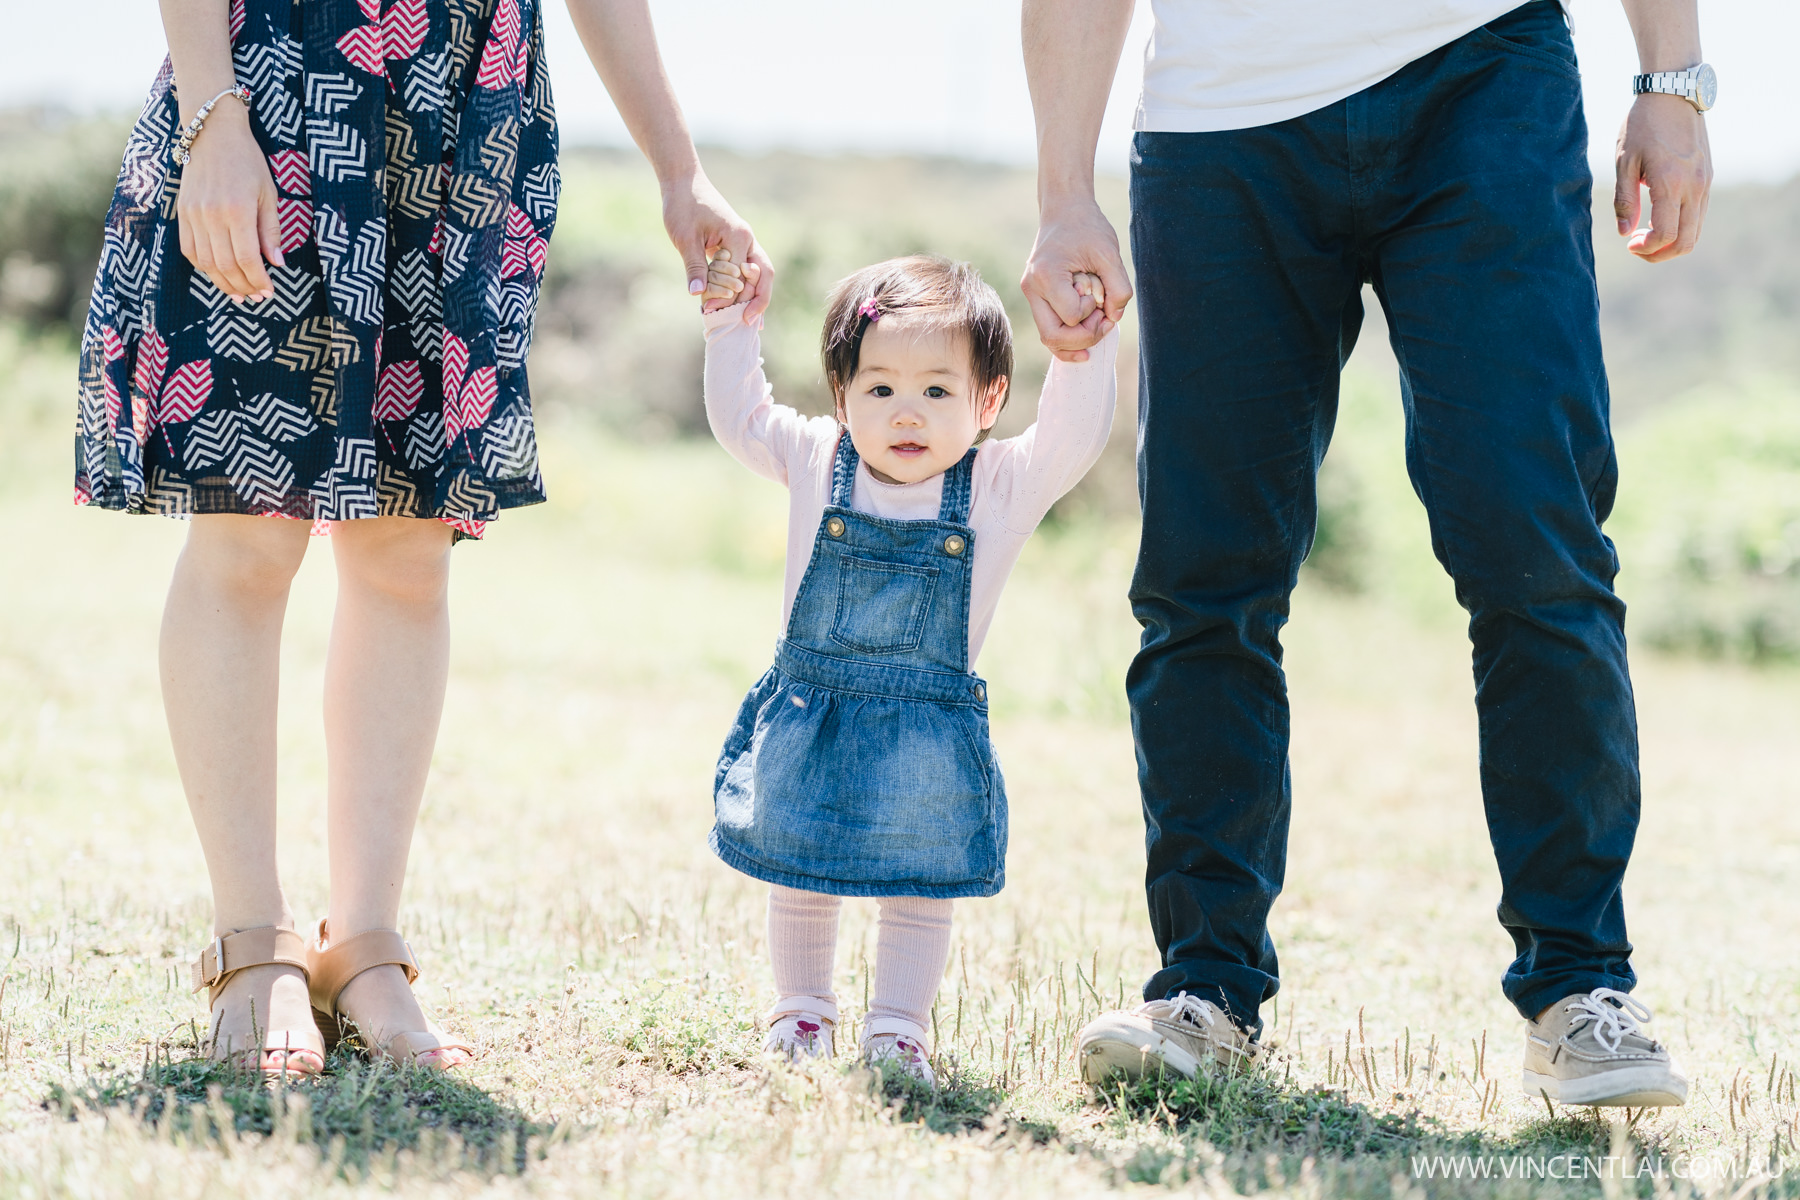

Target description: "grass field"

left=4, top=325, right=1800, bottom=1199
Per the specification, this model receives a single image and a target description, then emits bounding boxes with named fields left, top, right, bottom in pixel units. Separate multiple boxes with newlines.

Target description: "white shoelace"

left=1141, top=992, right=1254, bottom=1059
left=1564, top=987, right=1655, bottom=1053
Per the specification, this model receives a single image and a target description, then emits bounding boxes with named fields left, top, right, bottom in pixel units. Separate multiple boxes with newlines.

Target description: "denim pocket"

left=831, top=556, right=940, bottom=655
left=1476, top=1, right=1579, bottom=78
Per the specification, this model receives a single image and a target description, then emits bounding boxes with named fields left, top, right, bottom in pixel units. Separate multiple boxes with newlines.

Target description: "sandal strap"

left=766, top=995, right=840, bottom=1026
left=862, top=1016, right=931, bottom=1054
left=190, top=927, right=308, bottom=998
left=306, top=919, right=420, bottom=1013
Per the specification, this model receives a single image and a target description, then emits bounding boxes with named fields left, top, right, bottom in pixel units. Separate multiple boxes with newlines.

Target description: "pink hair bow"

left=857, top=298, right=881, bottom=322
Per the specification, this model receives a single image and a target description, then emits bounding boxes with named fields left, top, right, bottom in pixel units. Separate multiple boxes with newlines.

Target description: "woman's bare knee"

left=180, top=515, right=311, bottom=601
left=329, top=518, right=453, bottom=608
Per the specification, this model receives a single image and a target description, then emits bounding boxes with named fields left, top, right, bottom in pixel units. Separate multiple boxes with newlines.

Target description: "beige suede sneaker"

left=1076, top=993, right=1258, bottom=1084
left=1521, top=988, right=1688, bottom=1106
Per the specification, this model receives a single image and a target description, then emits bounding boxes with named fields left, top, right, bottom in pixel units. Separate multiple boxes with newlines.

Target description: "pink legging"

left=767, top=884, right=952, bottom=1035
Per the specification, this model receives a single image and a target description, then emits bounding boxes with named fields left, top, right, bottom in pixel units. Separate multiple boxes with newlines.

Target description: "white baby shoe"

left=763, top=997, right=838, bottom=1060
left=861, top=1016, right=936, bottom=1089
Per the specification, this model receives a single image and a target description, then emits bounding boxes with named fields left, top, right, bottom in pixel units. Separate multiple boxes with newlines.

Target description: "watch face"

left=1694, top=63, right=1717, bottom=110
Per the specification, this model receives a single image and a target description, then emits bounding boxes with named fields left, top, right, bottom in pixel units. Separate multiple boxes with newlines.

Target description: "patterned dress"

left=75, top=0, right=559, bottom=538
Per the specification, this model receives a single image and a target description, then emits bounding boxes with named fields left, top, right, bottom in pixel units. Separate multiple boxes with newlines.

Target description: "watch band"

left=1633, top=70, right=1695, bottom=102
left=1632, top=63, right=1715, bottom=112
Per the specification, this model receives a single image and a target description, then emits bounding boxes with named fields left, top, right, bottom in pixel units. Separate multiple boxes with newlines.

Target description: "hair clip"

left=857, top=298, right=882, bottom=322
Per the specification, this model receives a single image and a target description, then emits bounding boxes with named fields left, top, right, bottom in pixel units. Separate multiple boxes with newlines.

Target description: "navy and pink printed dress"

left=75, top=0, right=559, bottom=538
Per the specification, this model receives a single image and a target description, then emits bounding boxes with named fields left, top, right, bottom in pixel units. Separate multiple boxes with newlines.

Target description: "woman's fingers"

left=179, top=191, right=267, bottom=300
left=202, top=221, right=256, bottom=299
left=257, top=182, right=287, bottom=272
left=228, top=205, right=274, bottom=301
left=743, top=242, right=775, bottom=321
left=178, top=204, right=199, bottom=271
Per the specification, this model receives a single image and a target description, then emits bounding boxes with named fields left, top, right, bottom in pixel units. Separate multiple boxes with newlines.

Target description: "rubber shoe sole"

left=1077, top=1017, right=1201, bottom=1084
left=1522, top=1065, right=1688, bottom=1107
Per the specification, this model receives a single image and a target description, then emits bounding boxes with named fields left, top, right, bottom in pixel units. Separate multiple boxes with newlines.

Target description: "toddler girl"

left=700, top=253, right=1117, bottom=1086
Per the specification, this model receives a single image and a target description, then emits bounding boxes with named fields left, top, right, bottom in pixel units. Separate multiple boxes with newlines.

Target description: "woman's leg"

left=869, top=897, right=953, bottom=1034
left=318, top=517, right=460, bottom=1057
left=160, top=514, right=315, bottom=1060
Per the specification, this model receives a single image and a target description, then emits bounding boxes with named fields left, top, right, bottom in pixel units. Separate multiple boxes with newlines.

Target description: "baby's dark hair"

left=821, top=256, right=1013, bottom=435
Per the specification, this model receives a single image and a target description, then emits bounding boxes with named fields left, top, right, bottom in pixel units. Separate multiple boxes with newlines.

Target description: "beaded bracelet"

left=171, top=85, right=253, bottom=167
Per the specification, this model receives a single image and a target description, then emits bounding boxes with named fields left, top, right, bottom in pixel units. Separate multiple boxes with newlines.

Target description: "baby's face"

left=836, top=317, right=1006, bottom=486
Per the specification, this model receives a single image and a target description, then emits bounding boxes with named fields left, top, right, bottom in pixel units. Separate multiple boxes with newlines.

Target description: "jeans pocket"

left=831, top=555, right=940, bottom=655
left=1476, top=0, right=1580, bottom=79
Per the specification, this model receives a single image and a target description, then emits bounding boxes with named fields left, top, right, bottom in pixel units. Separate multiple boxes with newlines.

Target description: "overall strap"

left=936, top=448, right=979, bottom=525
left=829, top=429, right=860, bottom=508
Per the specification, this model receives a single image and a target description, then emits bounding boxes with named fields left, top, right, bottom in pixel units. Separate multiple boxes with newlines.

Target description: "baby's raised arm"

left=981, top=326, right=1119, bottom=532
left=701, top=298, right=822, bottom=489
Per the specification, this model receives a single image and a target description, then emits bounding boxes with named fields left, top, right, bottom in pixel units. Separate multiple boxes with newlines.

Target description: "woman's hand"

left=175, top=100, right=283, bottom=303
left=563, top=0, right=774, bottom=317
left=664, top=170, right=773, bottom=318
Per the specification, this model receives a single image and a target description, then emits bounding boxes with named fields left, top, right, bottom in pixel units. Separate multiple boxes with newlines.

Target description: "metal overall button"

left=944, top=535, right=966, bottom=556
left=826, top=516, right=846, bottom=538
left=972, top=681, right=986, bottom=702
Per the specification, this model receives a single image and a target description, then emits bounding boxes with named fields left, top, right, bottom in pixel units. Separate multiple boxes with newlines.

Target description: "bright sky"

left=10, top=1, right=1797, bottom=184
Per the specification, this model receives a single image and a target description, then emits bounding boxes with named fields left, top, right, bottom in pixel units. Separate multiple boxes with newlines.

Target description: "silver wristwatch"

left=1632, top=63, right=1716, bottom=113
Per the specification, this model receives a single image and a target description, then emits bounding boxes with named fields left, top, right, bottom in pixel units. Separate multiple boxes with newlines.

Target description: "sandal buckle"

left=192, top=935, right=227, bottom=993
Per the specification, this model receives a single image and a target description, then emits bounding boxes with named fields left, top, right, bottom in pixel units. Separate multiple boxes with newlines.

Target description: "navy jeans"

left=1127, top=0, right=1639, bottom=1033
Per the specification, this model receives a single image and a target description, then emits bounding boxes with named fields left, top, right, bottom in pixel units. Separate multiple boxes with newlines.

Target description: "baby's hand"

left=701, top=248, right=762, bottom=313
left=1073, top=272, right=1106, bottom=322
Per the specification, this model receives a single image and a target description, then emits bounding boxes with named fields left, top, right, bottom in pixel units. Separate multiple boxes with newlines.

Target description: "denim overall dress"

left=711, top=434, right=1007, bottom=899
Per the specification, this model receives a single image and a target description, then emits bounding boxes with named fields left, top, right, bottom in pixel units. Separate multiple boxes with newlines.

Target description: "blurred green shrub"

left=1610, top=383, right=1800, bottom=663
left=1308, top=371, right=1800, bottom=664
left=0, top=110, right=130, bottom=331
left=1303, top=370, right=1464, bottom=626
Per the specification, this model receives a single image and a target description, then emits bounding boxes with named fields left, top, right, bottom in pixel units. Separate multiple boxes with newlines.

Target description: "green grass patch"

left=48, top=1050, right=549, bottom=1175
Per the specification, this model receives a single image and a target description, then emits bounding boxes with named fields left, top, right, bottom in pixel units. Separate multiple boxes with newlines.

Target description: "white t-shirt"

left=1134, top=0, right=1533, bottom=133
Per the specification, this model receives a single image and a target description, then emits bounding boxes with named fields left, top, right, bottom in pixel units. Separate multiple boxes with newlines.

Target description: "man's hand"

left=664, top=171, right=774, bottom=317
left=1613, top=92, right=1712, bottom=263
left=1021, top=0, right=1135, bottom=361
left=1021, top=197, right=1132, bottom=363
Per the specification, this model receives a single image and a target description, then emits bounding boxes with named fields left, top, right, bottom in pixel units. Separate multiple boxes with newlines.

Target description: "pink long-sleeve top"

left=703, top=305, right=1119, bottom=666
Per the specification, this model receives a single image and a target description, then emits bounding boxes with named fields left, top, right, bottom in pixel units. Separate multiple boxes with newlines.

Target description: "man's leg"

left=1126, top=121, right=1363, bottom=1034
left=1361, top=2, right=1639, bottom=1021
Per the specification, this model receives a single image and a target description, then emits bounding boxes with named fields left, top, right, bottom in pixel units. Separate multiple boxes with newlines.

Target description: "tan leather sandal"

left=190, top=927, right=326, bottom=1077
left=306, top=919, right=474, bottom=1068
